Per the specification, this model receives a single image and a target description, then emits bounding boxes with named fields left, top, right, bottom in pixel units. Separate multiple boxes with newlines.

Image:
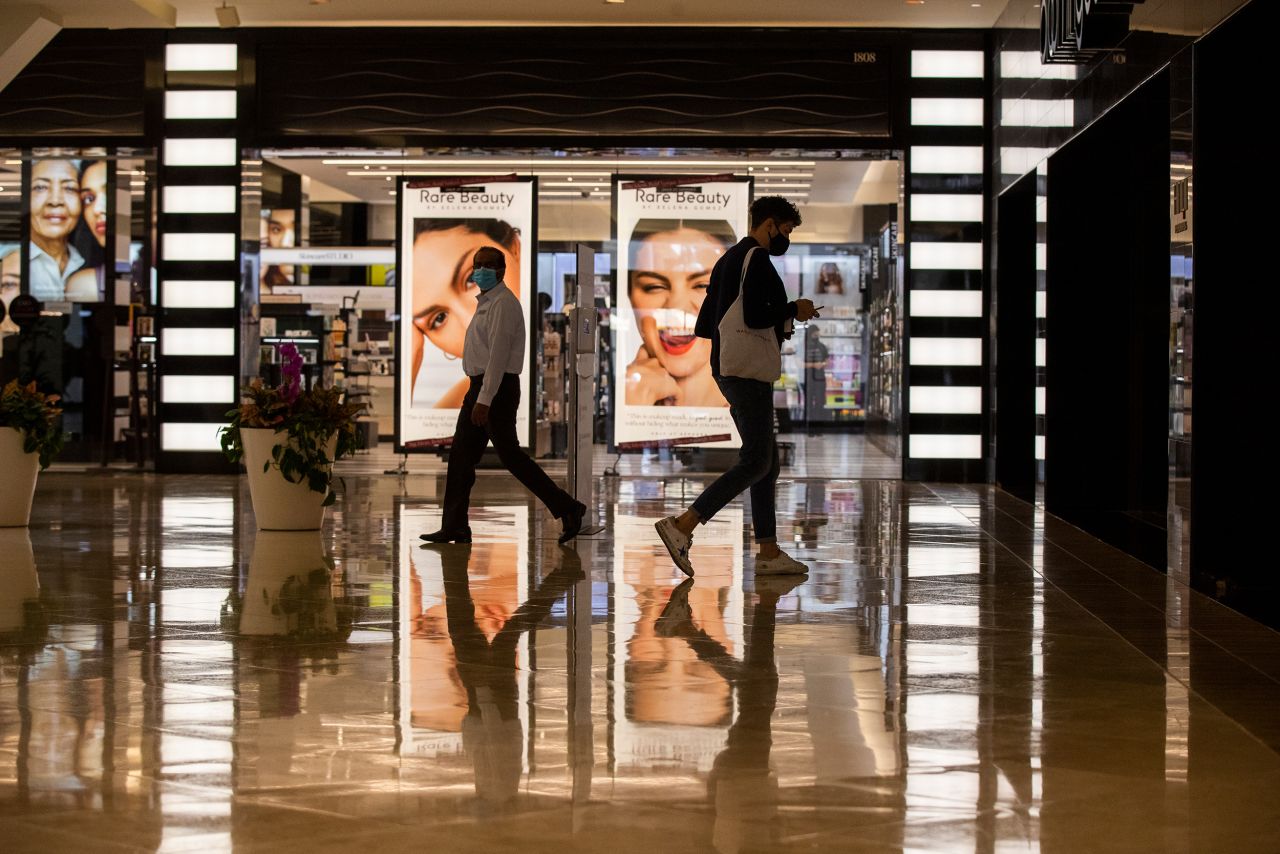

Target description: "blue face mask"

left=470, top=266, right=500, bottom=291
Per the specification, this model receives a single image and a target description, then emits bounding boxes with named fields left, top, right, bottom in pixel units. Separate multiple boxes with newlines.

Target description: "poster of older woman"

left=27, top=158, right=87, bottom=302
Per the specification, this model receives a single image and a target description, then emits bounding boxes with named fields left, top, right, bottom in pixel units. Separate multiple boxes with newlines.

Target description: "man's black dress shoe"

left=558, top=502, right=588, bottom=545
left=420, top=528, right=472, bottom=544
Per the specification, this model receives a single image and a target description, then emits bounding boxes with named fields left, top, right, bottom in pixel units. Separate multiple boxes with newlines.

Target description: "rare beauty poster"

left=397, top=176, right=535, bottom=450
left=613, top=176, right=750, bottom=450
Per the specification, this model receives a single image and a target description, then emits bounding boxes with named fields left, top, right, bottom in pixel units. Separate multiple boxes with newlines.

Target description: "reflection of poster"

left=610, top=510, right=744, bottom=772
left=397, top=177, right=535, bottom=449
left=613, top=177, right=750, bottom=449
left=26, top=157, right=108, bottom=303
left=259, top=208, right=296, bottom=291
left=398, top=504, right=529, bottom=759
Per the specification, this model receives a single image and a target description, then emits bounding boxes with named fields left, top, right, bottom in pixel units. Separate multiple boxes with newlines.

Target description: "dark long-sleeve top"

left=694, top=236, right=797, bottom=377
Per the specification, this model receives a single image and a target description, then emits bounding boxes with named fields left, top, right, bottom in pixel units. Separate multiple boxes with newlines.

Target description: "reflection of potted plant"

left=239, top=531, right=352, bottom=642
left=0, top=528, right=49, bottom=665
left=220, top=343, right=364, bottom=530
left=0, top=529, right=40, bottom=633
left=0, top=381, right=64, bottom=527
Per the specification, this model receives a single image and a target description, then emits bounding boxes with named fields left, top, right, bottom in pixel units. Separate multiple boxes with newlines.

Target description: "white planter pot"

left=0, top=427, right=40, bottom=528
left=241, top=428, right=339, bottom=531
left=0, top=528, right=38, bottom=633
left=240, top=531, right=336, bottom=637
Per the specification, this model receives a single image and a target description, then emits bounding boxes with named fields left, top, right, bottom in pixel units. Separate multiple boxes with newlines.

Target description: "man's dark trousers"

left=441, top=373, right=576, bottom=531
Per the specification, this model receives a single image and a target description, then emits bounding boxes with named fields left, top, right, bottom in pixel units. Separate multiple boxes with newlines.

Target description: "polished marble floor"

left=3, top=468, right=1280, bottom=853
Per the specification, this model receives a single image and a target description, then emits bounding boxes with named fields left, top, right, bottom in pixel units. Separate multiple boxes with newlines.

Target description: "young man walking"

left=655, top=196, right=819, bottom=576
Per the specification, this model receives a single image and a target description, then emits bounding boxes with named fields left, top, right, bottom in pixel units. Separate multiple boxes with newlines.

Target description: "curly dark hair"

left=749, top=195, right=803, bottom=230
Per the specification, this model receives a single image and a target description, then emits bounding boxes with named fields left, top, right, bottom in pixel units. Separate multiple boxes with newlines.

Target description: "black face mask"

left=768, top=226, right=791, bottom=257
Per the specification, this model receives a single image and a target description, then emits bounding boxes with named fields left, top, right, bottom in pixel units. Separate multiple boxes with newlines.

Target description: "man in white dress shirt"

left=421, top=246, right=586, bottom=545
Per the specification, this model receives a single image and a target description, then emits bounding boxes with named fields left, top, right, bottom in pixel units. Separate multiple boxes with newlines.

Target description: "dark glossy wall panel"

left=1191, top=0, right=1280, bottom=625
left=1045, top=69, right=1170, bottom=569
left=252, top=28, right=893, bottom=140
left=0, top=31, right=150, bottom=138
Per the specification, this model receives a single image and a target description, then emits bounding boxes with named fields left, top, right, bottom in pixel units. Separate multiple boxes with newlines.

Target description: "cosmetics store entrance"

left=242, top=148, right=904, bottom=480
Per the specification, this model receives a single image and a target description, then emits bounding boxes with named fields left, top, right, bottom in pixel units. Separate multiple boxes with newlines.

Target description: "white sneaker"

left=655, top=516, right=695, bottom=577
left=755, top=551, right=809, bottom=576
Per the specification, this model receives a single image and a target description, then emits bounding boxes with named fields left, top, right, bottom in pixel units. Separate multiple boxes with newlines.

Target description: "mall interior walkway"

left=2, top=464, right=1279, bottom=852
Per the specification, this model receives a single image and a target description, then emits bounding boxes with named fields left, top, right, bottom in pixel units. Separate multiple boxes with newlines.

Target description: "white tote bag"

left=717, top=246, right=782, bottom=383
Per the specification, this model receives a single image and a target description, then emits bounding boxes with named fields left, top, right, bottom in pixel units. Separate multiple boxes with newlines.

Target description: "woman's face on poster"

left=265, top=209, right=295, bottom=248
left=80, top=162, right=108, bottom=248
left=412, top=226, right=520, bottom=360
left=629, top=227, right=723, bottom=379
left=819, top=263, right=845, bottom=295
left=30, top=160, right=81, bottom=242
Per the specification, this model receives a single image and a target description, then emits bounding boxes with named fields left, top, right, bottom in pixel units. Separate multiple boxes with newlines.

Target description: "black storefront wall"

left=2, top=26, right=992, bottom=481
left=1192, top=0, right=1280, bottom=624
left=252, top=28, right=894, bottom=144
left=1045, top=68, right=1171, bottom=569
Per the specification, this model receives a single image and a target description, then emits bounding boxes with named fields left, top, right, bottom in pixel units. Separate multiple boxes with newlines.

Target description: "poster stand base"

left=383, top=455, right=409, bottom=477
left=603, top=453, right=623, bottom=477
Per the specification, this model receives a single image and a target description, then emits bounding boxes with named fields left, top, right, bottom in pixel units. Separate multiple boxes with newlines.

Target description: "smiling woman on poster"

left=625, top=219, right=734, bottom=408
left=409, top=218, right=521, bottom=409
left=27, top=158, right=86, bottom=302
left=613, top=177, right=751, bottom=450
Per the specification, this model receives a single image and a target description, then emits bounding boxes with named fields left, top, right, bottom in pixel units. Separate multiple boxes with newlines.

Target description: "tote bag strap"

left=738, top=246, right=760, bottom=294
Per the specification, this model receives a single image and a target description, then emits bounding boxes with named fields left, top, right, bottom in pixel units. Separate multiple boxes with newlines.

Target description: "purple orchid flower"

left=278, top=342, right=304, bottom=404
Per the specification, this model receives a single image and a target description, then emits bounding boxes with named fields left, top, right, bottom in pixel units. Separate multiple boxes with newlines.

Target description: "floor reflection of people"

left=793, top=479, right=829, bottom=550
left=624, top=545, right=736, bottom=727
left=656, top=575, right=802, bottom=854
left=406, top=538, right=523, bottom=732
left=434, top=543, right=583, bottom=810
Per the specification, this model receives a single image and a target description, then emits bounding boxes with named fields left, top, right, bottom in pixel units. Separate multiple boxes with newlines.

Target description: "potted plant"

left=0, top=380, right=64, bottom=527
left=220, top=343, right=364, bottom=530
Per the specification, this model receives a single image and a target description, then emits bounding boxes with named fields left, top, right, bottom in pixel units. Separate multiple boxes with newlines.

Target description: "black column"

left=1044, top=69, right=1170, bottom=569
left=995, top=171, right=1037, bottom=503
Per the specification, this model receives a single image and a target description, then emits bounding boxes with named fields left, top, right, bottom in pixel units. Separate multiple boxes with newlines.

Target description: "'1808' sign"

left=1042, top=0, right=1145, bottom=64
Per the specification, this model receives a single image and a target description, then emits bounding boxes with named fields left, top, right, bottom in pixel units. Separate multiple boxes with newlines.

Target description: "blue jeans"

left=691, top=376, right=780, bottom=542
